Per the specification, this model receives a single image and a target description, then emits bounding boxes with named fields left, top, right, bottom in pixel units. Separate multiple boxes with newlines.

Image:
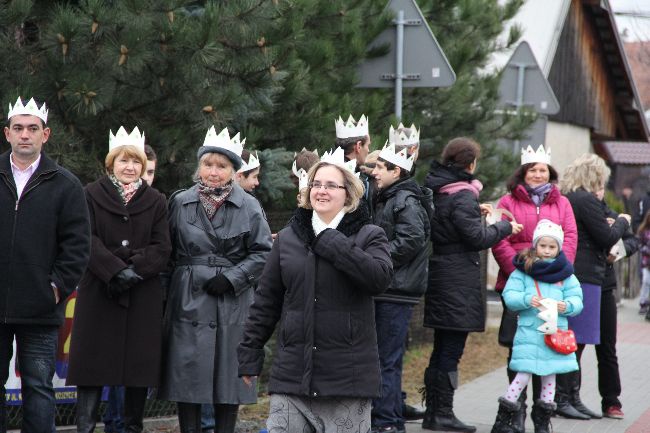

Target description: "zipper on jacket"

left=536, top=206, right=540, bottom=215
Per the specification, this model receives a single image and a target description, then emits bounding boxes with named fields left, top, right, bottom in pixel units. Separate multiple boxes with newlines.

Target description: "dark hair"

left=239, top=149, right=260, bottom=177
left=377, top=156, right=410, bottom=179
left=638, top=210, right=650, bottom=235
left=506, top=163, right=559, bottom=192
left=441, top=137, right=481, bottom=170
left=294, top=148, right=320, bottom=172
left=144, top=144, right=157, bottom=162
left=335, top=136, right=368, bottom=156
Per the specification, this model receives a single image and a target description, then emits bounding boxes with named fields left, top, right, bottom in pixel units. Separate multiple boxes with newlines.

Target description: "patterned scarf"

left=198, top=180, right=233, bottom=219
left=525, top=183, right=553, bottom=206
left=109, top=174, right=142, bottom=205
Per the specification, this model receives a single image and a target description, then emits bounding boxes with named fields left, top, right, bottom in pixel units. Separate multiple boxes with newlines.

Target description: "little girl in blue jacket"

left=491, top=220, right=583, bottom=433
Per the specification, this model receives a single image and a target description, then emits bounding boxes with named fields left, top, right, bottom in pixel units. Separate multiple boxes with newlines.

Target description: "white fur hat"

left=533, top=219, right=564, bottom=250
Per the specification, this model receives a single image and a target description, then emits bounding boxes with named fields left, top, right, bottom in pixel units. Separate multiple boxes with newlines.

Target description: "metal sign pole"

left=395, top=10, right=404, bottom=121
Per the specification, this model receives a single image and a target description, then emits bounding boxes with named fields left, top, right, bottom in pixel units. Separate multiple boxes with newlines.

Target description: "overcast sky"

left=611, top=0, right=650, bottom=41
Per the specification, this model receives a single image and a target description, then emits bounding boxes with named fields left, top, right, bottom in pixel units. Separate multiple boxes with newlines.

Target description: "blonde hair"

left=560, top=153, right=610, bottom=194
left=192, top=152, right=235, bottom=183
left=105, top=145, right=147, bottom=176
left=299, top=162, right=365, bottom=212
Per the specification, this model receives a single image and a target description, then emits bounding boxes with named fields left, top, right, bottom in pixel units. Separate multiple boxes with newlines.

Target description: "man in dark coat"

left=370, top=138, right=431, bottom=433
left=0, top=97, right=91, bottom=432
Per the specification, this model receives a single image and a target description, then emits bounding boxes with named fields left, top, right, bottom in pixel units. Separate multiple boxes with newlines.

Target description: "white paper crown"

left=379, top=141, right=416, bottom=172
left=109, top=126, right=145, bottom=153
left=292, top=161, right=310, bottom=190
left=335, top=114, right=369, bottom=139
left=389, top=123, right=420, bottom=147
left=320, top=147, right=359, bottom=177
left=521, top=145, right=551, bottom=165
left=203, top=126, right=245, bottom=157
left=8, top=97, right=48, bottom=123
left=237, top=151, right=260, bottom=173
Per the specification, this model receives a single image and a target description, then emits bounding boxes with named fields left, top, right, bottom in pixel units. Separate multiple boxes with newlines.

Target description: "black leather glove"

left=108, top=266, right=143, bottom=298
left=203, top=274, right=234, bottom=296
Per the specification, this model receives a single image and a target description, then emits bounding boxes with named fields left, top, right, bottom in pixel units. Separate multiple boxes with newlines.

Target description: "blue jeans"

left=103, top=386, right=125, bottom=433
left=201, top=403, right=215, bottom=430
left=371, top=302, right=413, bottom=429
left=0, top=324, right=59, bottom=433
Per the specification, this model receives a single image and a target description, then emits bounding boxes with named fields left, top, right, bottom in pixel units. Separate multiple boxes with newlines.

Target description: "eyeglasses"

left=309, top=181, right=345, bottom=191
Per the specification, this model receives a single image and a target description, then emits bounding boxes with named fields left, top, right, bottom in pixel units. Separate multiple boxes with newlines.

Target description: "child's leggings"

left=503, top=372, right=556, bottom=404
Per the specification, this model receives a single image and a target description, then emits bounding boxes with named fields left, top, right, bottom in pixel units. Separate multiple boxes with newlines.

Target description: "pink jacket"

left=492, top=184, right=578, bottom=291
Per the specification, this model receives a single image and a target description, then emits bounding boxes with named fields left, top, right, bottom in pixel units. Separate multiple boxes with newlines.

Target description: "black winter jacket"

left=238, top=206, right=393, bottom=398
left=602, top=202, right=638, bottom=292
left=565, top=189, right=629, bottom=286
left=0, top=151, right=91, bottom=325
left=373, top=178, right=431, bottom=304
left=423, top=162, right=512, bottom=331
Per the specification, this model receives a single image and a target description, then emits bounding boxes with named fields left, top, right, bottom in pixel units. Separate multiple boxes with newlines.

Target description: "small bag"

left=534, top=281, right=577, bottom=355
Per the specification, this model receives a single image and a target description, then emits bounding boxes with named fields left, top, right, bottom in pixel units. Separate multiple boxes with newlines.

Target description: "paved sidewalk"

left=405, top=298, right=650, bottom=433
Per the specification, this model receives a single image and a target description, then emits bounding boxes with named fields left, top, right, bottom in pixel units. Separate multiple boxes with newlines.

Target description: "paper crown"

left=109, top=126, right=145, bottom=153
left=203, top=126, right=245, bottom=157
left=379, top=141, right=416, bottom=172
left=237, top=151, right=260, bottom=173
left=320, top=147, right=359, bottom=177
left=389, top=123, right=420, bottom=147
left=8, top=97, right=48, bottom=123
left=292, top=161, right=310, bottom=190
left=521, top=145, right=551, bottom=165
left=533, top=219, right=564, bottom=249
left=335, top=114, right=369, bottom=139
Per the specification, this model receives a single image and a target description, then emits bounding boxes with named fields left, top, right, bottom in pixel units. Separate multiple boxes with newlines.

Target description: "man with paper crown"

left=0, top=97, right=91, bottom=431
left=369, top=136, right=432, bottom=433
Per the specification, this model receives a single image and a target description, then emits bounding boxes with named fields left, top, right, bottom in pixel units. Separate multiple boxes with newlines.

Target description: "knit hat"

left=533, top=219, right=564, bottom=250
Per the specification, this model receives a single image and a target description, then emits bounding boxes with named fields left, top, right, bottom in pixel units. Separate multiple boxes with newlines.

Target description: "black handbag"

left=498, top=305, right=518, bottom=347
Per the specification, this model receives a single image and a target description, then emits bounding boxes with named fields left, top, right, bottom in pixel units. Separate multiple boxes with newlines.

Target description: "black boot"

left=531, top=400, right=556, bottom=433
left=124, top=387, right=148, bottom=433
left=403, top=402, right=425, bottom=420
left=75, top=386, right=102, bottom=433
left=177, top=402, right=202, bottom=433
left=422, top=370, right=476, bottom=433
left=554, top=373, right=589, bottom=420
left=568, top=371, right=601, bottom=419
left=490, top=397, right=520, bottom=433
left=421, top=367, right=436, bottom=429
left=214, top=404, right=239, bottom=433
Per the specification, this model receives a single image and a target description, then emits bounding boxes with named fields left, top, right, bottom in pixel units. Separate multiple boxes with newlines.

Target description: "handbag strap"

left=534, top=280, right=542, bottom=297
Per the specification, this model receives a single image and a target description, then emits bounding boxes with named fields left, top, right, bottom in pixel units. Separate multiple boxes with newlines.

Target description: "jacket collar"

left=511, top=183, right=561, bottom=205
left=0, top=150, right=58, bottom=176
left=86, top=176, right=156, bottom=215
left=290, top=204, right=371, bottom=245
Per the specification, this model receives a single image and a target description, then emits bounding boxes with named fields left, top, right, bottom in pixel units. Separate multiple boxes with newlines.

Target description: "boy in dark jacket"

left=370, top=128, right=431, bottom=433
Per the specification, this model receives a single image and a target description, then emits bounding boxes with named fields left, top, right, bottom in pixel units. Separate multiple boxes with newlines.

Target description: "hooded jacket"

left=372, top=177, right=431, bottom=303
left=0, top=151, right=90, bottom=325
left=238, top=206, right=393, bottom=398
left=423, top=161, right=512, bottom=331
left=492, top=184, right=578, bottom=292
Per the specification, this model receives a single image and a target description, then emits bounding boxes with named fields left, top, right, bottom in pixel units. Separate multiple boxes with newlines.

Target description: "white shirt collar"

left=312, top=209, right=346, bottom=236
left=10, top=153, right=41, bottom=174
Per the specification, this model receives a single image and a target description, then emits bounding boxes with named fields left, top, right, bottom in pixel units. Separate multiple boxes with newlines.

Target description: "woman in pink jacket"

left=491, top=146, right=578, bottom=432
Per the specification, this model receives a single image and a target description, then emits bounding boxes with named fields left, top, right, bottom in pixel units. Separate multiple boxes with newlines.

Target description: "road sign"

left=357, top=0, right=455, bottom=120
left=358, top=0, right=455, bottom=88
left=498, top=41, right=560, bottom=115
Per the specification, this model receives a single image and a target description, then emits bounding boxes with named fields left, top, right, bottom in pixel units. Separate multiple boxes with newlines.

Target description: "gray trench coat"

left=159, top=183, right=272, bottom=404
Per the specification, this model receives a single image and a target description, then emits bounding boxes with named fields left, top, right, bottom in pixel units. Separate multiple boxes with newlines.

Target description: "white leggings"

left=504, top=372, right=556, bottom=404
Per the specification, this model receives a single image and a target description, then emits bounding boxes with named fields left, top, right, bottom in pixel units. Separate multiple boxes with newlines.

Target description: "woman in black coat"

left=422, top=138, right=521, bottom=433
left=558, top=153, right=631, bottom=419
left=67, top=127, right=172, bottom=432
left=238, top=158, right=393, bottom=433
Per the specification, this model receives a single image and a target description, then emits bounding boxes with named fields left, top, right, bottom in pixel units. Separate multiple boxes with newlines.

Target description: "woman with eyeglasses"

left=238, top=156, right=393, bottom=433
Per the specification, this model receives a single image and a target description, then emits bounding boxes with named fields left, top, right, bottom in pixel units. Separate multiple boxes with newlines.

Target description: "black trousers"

left=428, top=329, right=469, bottom=373
left=595, top=289, right=622, bottom=410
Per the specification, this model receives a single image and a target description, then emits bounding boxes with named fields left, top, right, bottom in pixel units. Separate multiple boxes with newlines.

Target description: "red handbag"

left=535, top=281, right=577, bottom=355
